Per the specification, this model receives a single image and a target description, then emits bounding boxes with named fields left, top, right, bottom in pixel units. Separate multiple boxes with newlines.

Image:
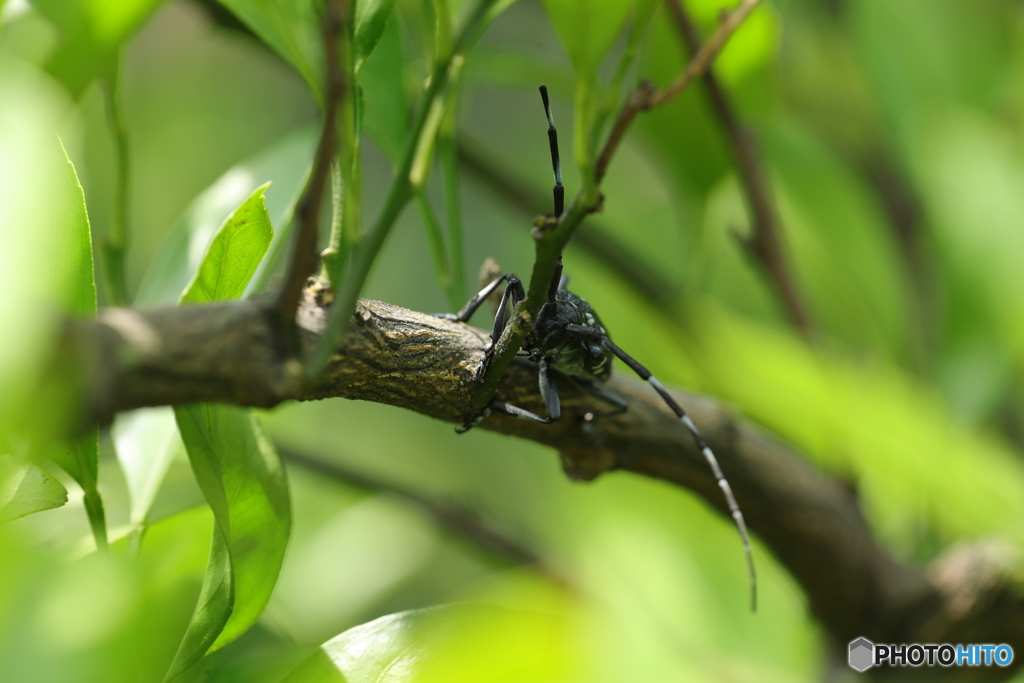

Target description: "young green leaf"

left=42, top=140, right=107, bottom=549
left=33, top=0, right=169, bottom=96
left=281, top=604, right=571, bottom=683
left=216, top=0, right=324, bottom=99
left=135, top=128, right=317, bottom=306
left=539, top=0, right=634, bottom=78
left=165, top=529, right=234, bottom=680
left=168, top=184, right=289, bottom=675
left=173, top=406, right=290, bottom=655
left=0, top=454, right=68, bottom=523
left=354, top=0, right=396, bottom=71
left=180, top=182, right=275, bottom=305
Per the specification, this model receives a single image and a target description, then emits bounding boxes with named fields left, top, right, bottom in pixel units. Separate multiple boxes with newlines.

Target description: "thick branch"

left=66, top=285, right=1024, bottom=678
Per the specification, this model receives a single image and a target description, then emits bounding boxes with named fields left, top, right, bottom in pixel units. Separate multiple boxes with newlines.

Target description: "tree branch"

left=273, top=0, right=345, bottom=324
left=64, top=283, right=1024, bottom=679
left=595, top=0, right=764, bottom=182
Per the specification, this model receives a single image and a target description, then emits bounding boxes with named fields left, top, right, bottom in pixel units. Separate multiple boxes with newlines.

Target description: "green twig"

left=416, top=193, right=457, bottom=308
left=321, top=29, right=360, bottom=287
left=473, top=0, right=764, bottom=409
left=83, top=488, right=108, bottom=551
left=100, top=52, right=130, bottom=306
left=307, top=0, right=503, bottom=377
left=440, top=108, right=465, bottom=305
left=322, top=159, right=345, bottom=272
left=274, top=0, right=347, bottom=324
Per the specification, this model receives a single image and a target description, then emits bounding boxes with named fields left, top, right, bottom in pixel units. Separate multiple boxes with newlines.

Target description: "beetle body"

left=527, top=289, right=613, bottom=380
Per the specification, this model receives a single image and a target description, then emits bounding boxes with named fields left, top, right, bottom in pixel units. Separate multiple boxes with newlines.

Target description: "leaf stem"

left=83, top=487, right=108, bottom=551
left=100, top=52, right=130, bottom=307
left=416, top=193, right=457, bottom=308
left=440, top=114, right=465, bottom=305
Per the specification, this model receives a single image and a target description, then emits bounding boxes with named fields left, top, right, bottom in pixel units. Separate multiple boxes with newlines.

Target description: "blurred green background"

left=2, top=0, right=1024, bottom=680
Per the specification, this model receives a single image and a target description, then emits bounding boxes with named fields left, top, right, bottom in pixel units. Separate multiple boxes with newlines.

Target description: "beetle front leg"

left=474, top=275, right=526, bottom=382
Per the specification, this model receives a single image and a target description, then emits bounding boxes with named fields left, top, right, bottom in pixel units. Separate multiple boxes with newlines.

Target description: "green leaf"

left=359, top=11, right=407, bottom=162
left=0, top=64, right=72, bottom=442
left=41, top=140, right=107, bottom=549
left=180, top=182, right=275, bottom=305
left=215, top=0, right=324, bottom=99
left=165, top=527, right=234, bottom=680
left=112, top=407, right=182, bottom=529
left=32, top=0, right=169, bottom=96
left=51, top=139, right=97, bottom=316
left=134, top=127, right=317, bottom=306
left=539, top=0, right=633, bottom=77
left=165, top=176, right=289, bottom=672
left=173, top=406, right=290, bottom=657
left=281, top=604, right=571, bottom=683
left=0, top=453, right=68, bottom=522
left=354, top=0, right=396, bottom=71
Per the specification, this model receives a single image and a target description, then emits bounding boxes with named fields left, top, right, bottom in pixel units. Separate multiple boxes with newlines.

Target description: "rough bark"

left=64, top=280, right=1024, bottom=681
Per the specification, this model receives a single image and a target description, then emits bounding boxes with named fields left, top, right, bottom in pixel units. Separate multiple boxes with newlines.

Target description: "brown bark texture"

left=65, top=280, right=1024, bottom=682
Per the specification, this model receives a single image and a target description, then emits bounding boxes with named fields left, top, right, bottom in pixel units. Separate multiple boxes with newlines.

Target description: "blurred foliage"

left=2, top=0, right=1024, bottom=680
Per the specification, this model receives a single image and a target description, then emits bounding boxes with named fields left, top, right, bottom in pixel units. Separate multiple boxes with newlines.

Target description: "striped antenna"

left=539, top=85, right=564, bottom=217
left=603, top=338, right=757, bottom=612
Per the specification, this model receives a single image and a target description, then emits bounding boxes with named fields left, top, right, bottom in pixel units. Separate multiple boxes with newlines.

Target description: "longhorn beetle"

left=437, top=86, right=756, bottom=611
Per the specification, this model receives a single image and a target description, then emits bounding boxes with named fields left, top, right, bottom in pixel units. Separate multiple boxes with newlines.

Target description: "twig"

left=456, top=136, right=678, bottom=308
left=100, top=52, right=131, bottom=307
left=279, top=446, right=564, bottom=578
left=307, top=0, right=500, bottom=378
left=665, top=0, right=812, bottom=339
left=474, top=0, right=764, bottom=409
left=440, top=104, right=466, bottom=305
left=594, top=0, right=763, bottom=181
left=65, top=288, right=1024, bottom=677
left=272, top=0, right=346, bottom=324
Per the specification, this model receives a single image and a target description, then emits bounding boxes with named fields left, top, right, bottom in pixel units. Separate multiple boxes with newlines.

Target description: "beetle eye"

left=589, top=344, right=602, bottom=357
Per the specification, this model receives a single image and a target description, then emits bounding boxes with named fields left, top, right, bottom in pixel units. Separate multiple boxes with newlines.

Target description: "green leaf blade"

left=0, top=454, right=68, bottom=523
left=216, top=0, right=324, bottom=99
left=180, top=182, right=275, bottom=305
left=34, top=0, right=169, bottom=96
left=165, top=529, right=235, bottom=680
left=174, top=406, right=291, bottom=655
left=282, top=604, right=571, bottom=683
left=41, top=140, right=107, bottom=548
left=113, top=407, right=184, bottom=529
left=167, top=189, right=289, bottom=673
left=354, top=0, right=396, bottom=70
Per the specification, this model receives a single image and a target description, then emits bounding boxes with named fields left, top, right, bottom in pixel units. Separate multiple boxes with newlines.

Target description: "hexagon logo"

left=849, top=637, right=875, bottom=672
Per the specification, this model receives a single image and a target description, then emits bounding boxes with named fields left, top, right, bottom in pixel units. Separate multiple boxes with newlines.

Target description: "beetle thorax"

left=525, top=290, right=613, bottom=379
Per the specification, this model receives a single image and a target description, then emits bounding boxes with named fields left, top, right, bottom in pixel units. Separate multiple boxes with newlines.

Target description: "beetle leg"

left=456, top=356, right=561, bottom=433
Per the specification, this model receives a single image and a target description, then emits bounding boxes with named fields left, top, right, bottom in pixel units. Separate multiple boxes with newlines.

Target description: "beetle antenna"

left=539, top=85, right=564, bottom=217
left=603, top=338, right=757, bottom=612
